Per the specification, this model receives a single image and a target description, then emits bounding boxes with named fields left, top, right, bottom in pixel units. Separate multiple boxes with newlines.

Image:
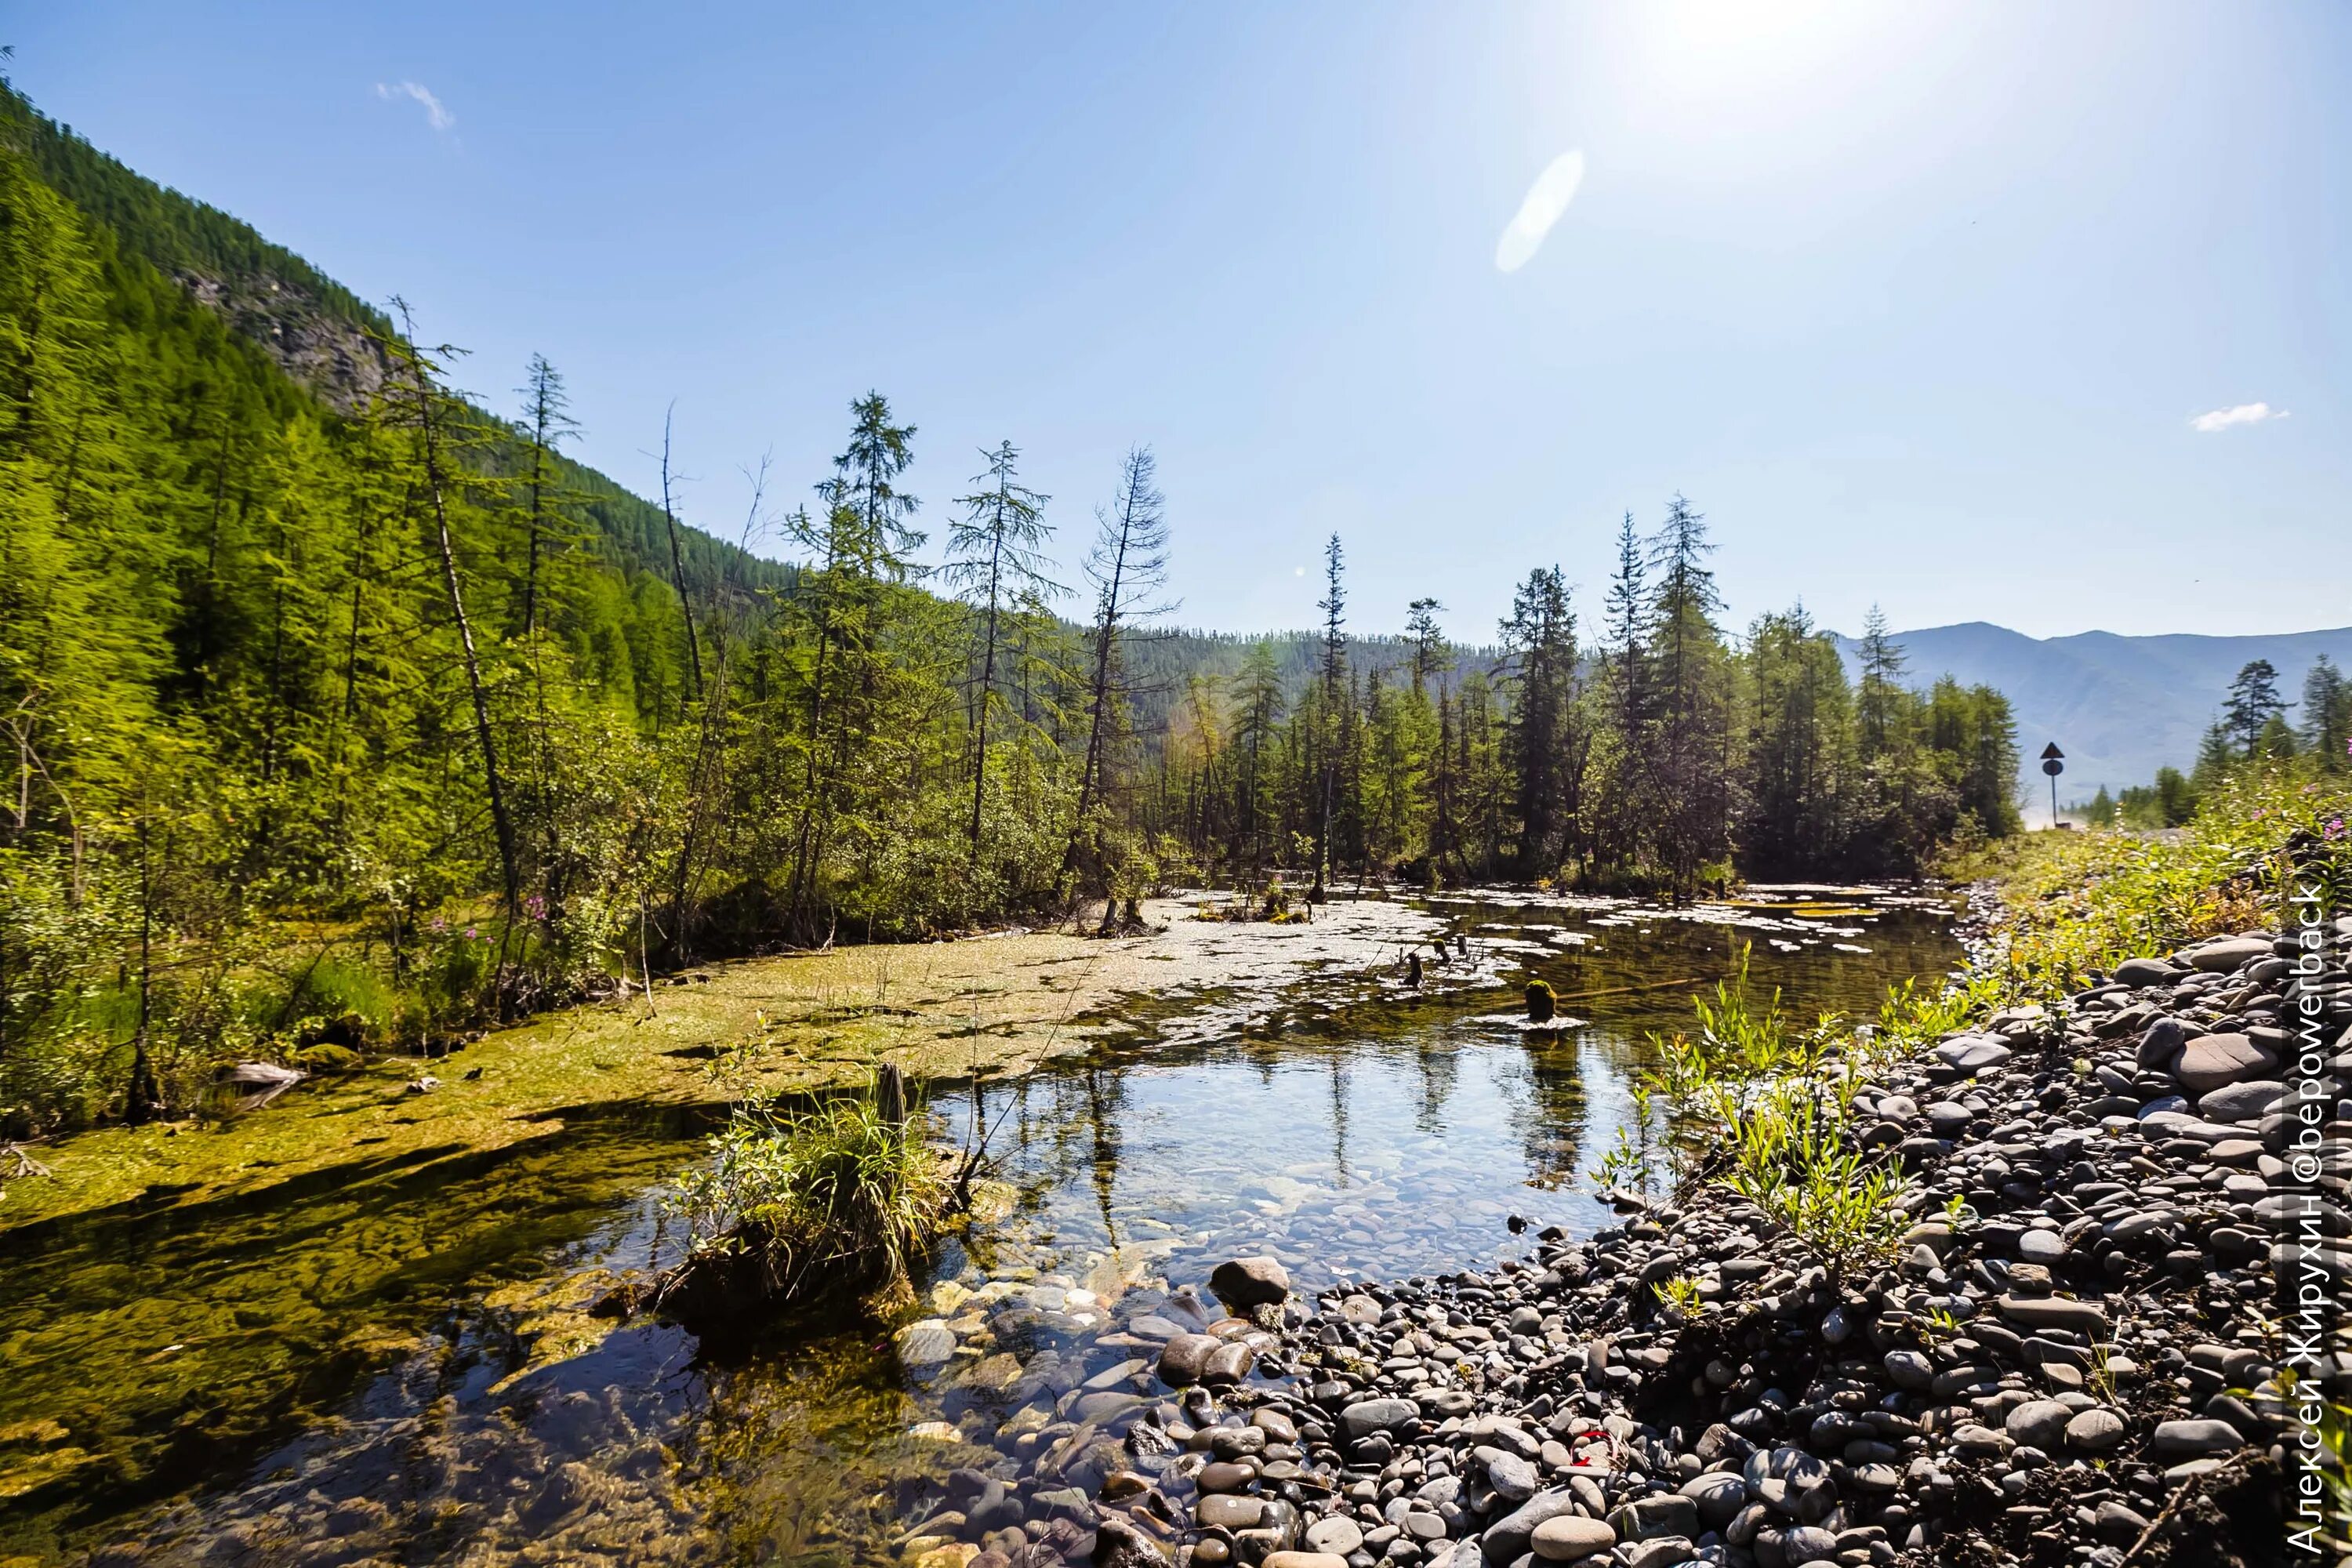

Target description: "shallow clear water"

left=0, top=890, right=1960, bottom=1566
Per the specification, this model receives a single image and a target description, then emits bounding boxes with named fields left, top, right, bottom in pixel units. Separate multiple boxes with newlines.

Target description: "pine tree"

left=1229, top=638, right=1285, bottom=884
left=2220, top=659, right=2285, bottom=755
left=513, top=355, right=576, bottom=640
left=386, top=300, right=522, bottom=938
left=784, top=394, right=921, bottom=938
left=1065, top=447, right=1171, bottom=913
left=1646, top=495, right=1733, bottom=898
left=2300, top=655, right=2350, bottom=775
left=1500, top=566, right=1580, bottom=880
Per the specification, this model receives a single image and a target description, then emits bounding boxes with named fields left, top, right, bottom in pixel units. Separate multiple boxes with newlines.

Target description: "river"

left=0, top=887, right=1962, bottom=1567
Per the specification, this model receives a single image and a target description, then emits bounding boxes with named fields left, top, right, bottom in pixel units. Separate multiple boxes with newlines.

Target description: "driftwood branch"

left=2116, top=1453, right=2251, bottom=1566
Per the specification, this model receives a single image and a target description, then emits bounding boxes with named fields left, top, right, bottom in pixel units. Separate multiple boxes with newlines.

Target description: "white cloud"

left=1494, top=150, right=1586, bottom=274
left=2189, top=401, right=2287, bottom=434
left=376, top=80, right=454, bottom=132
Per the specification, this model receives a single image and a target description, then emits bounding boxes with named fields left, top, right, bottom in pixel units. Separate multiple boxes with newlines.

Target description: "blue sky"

left=14, top=2, right=2347, bottom=641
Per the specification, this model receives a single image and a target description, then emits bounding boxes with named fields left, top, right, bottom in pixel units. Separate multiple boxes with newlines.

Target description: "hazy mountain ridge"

left=1835, top=621, right=2352, bottom=795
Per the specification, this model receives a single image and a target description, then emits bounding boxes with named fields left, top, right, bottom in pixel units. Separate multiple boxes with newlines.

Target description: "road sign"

left=2041, top=743, right=2063, bottom=826
left=2040, top=742, right=2064, bottom=760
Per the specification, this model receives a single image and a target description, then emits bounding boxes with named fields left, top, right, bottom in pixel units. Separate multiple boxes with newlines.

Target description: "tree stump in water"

left=876, top=1062, right=908, bottom=1134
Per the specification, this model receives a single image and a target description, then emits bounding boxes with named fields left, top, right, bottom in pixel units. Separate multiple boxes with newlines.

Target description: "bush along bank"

left=880, top=898, right=2349, bottom=1568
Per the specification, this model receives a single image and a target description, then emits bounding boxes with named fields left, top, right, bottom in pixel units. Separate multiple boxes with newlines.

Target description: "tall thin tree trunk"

left=968, top=526, right=1004, bottom=859
left=397, top=307, right=523, bottom=937
left=659, top=406, right=704, bottom=701
left=125, top=815, right=158, bottom=1125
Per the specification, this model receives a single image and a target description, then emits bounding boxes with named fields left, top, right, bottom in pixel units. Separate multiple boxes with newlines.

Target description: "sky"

left=13, top=2, right=2349, bottom=642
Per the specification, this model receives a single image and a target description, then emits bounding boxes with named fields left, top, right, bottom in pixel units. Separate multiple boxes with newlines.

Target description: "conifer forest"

left=0, top=85, right=2026, bottom=1135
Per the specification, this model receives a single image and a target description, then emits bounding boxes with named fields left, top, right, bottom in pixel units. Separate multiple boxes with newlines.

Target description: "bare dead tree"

left=1061, top=446, right=1172, bottom=914
left=658, top=404, right=705, bottom=702
left=390, top=300, right=523, bottom=935
left=940, top=441, right=1057, bottom=863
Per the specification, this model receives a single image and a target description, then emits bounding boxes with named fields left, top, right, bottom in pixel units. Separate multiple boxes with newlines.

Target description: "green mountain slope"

left=0, top=84, right=787, bottom=604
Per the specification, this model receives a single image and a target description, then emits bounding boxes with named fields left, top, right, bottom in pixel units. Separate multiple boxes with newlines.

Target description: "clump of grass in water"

left=660, top=1069, right=946, bottom=1322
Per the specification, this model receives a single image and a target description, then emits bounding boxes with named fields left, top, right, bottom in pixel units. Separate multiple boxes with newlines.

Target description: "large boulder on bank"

left=1483, top=1490, right=1581, bottom=1563
left=2200, top=1080, right=2284, bottom=1123
left=1995, top=1294, right=2111, bottom=1337
left=2175, top=1033, right=2277, bottom=1094
left=2114, top=956, right=2182, bottom=987
left=2187, top=938, right=2273, bottom=973
left=1933, top=1036, right=2012, bottom=1073
left=2137, top=1016, right=2192, bottom=1073
left=1338, top=1398, right=1418, bottom=1443
left=1529, top=1515, right=1616, bottom=1561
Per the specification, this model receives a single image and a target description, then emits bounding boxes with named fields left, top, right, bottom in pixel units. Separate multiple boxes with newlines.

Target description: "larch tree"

left=941, top=441, right=1055, bottom=862
left=1311, top=532, right=1345, bottom=902
left=1065, top=446, right=1171, bottom=914
left=387, top=300, right=522, bottom=935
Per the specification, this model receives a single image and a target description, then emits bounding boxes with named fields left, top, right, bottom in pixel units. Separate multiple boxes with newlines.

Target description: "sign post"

left=2039, top=742, right=2065, bottom=829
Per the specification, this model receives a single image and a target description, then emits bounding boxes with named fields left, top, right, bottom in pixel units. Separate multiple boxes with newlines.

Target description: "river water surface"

left=0, top=889, right=1962, bottom=1568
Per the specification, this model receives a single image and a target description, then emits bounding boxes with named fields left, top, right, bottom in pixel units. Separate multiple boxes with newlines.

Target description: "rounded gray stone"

left=2067, top=1407, right=2127, bottom=1451
left=1530, top=1515, right=1617, bottom=1562
left=2005, top=1399, right=2071, bottom=1450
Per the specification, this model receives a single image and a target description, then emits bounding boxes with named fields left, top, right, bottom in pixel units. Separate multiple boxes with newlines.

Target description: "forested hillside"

left=0, top=86, right=2021, bottom=1137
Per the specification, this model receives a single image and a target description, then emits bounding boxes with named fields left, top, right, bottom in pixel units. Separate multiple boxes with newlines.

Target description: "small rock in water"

left=892, top=1319, right=956, bottom=1369
left=1157, top=1333, right=1219, bottom=1387
left=1208, top=1256, right=1290, bottom=1310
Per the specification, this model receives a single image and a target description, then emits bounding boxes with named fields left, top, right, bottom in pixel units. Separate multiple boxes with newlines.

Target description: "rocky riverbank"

left=885, top=898, right=2349, bottom=1568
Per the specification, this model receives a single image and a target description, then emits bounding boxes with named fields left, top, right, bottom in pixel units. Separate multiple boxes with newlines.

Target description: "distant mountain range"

left=1833, top=622, right=2352, bottom=798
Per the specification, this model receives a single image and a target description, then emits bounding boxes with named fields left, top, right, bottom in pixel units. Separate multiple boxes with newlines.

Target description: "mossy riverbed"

left=0, top=898, right=1444, bottom=1238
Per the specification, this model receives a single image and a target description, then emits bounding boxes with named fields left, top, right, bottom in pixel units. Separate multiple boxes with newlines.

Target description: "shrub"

left=662, top=1070, right=946, bottom=1323
left=1958, top=768, right=2352, bottom=1003
left=1716, top=1080, right=1911, bottom=1288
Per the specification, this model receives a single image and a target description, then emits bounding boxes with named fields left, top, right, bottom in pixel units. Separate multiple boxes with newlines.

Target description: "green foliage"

left=1719, top=1094, right=1911, bottom=1287
left=1651, top=1273, right=1705, bottom=1317
left=666, top=1075, right=946, bottom=1308
left=0, top=82, right=2034, bottom=1136
left=1959, top=767, right=2352, bottom=1003
left=1628, top=943, right=1913, bottom=1284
